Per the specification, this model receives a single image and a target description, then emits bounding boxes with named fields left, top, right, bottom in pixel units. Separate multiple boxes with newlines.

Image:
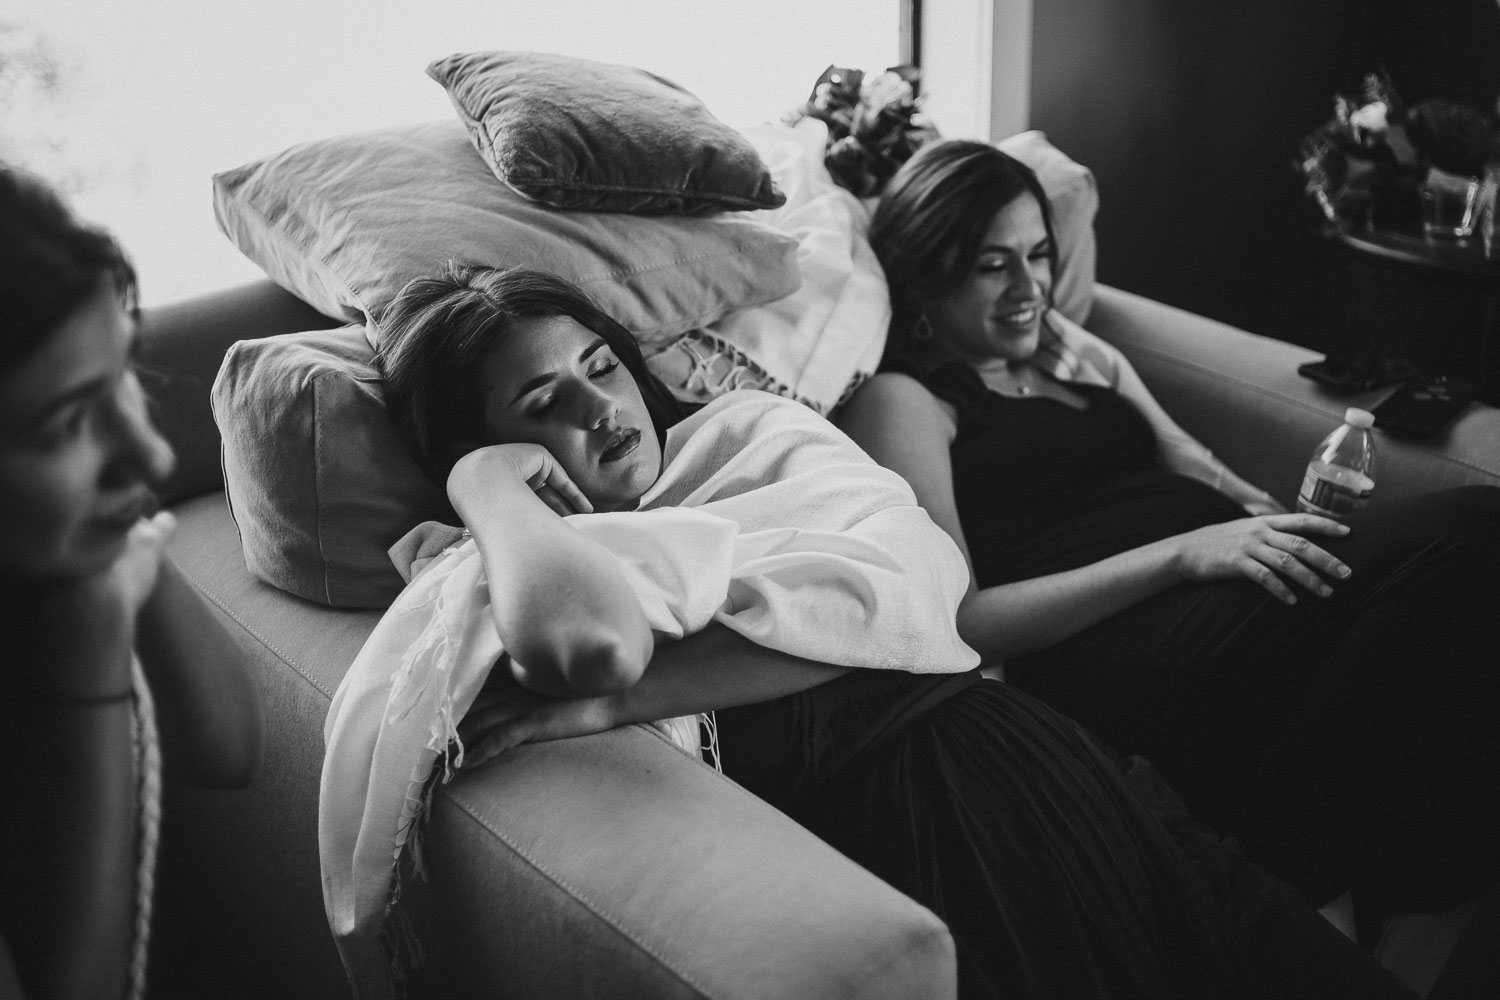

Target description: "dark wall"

left=1028, top=0, right=1500, bottom=349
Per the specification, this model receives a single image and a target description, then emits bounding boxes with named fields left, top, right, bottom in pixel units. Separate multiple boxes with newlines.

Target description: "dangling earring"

left=913, top=314, right=935, bottom=342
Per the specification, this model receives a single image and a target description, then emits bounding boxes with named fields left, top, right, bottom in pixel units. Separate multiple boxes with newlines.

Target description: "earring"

left=913, top=314, right=935, bottom=342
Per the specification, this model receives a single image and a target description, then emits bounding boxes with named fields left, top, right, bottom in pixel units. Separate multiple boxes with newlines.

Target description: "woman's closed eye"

left=588, top=358, right=620, bottom=381
left=525, top=393, right=558, bottom=419
left=977, top=243, right=1052, bottom=275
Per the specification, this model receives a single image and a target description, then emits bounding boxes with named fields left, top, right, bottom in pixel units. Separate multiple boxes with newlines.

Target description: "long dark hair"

left=0, top=164, right=139, bottom=378
left=869, top=140, right=1059, bottom=369
left=377, top=263, right=688, bottom=484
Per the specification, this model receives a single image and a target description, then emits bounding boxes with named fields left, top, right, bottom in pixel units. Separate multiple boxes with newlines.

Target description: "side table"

left=1320, top=226, right=1500, bottom=405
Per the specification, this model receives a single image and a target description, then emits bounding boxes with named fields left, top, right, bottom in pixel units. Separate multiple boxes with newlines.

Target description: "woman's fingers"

left=1265, top=512, right=1351, bottom=537
left=533, top=484, right=579, bottom=517
left=543, top=464, right=593, bottom=514
left=1247, top=528, right=1353, bottom=602
left=525, top=456, right=593, bottom=514
left=457, top=693, right=620, bottom=769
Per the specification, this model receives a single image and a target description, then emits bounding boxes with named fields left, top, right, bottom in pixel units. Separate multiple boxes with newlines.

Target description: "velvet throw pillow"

left=212, top=326, right=448, bottom=609
left=427, top=50, right=786, bottom=215
left=212, top=120, right=800, bottom=354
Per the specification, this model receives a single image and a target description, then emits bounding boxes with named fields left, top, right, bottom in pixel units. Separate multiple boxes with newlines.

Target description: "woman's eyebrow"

left=24, top=377, right=106, bottom=430
left=511, top=339, right=609, bottom=402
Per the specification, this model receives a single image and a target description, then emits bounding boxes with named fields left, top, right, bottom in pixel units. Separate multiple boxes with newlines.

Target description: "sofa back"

left=139, top=280, right=341, bottom=504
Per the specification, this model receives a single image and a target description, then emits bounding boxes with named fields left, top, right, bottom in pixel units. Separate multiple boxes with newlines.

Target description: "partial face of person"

left=924, top=192, right=1053, bottom=367
left=478, top=315, right=662, bottom=512
left=0, top=281, right=176, bottom=579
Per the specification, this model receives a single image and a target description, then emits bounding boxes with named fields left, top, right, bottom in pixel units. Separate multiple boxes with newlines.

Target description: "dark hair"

left=377, top=263, right=688, bottom=484
left=868, top=140, right=1059, bottom=368
left=0, top=164, right=139, bottom=377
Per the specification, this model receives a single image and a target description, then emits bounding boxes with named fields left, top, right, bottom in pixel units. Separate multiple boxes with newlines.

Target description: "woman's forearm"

left=611, top=625, right=851, bottom=725
left=135, top=558, right=264, bottom=788
left=958, top=538, right=1184, bottom=661
left=458, top=476, right=653, bottom=696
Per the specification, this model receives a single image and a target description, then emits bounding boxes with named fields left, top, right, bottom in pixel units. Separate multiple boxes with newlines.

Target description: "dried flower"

left=786, top=64, right=941, bottom=199
left=1295, top=71, right=1497, bottom=227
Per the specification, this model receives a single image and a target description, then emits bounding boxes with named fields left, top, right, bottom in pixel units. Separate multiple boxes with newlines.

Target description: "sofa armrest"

left=138, top=280, right=341, bottom=504
left=1089, top=284, right=1500, bottom=508
left=415, top=726, right=956, bottom=1000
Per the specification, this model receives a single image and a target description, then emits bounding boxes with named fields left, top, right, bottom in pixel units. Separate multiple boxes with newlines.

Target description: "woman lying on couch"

left=836, top=138, right=1500, bottom=936
left=321, top=261, right=1420, bottom=999
left=0, top=166, right=263, bottom=1000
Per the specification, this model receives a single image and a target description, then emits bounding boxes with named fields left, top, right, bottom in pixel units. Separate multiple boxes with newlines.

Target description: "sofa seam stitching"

left=173, top=562, right=335, bottom=701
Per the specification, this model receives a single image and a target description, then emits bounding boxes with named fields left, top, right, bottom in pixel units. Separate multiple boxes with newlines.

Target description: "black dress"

left=923, top=361, right=1500, bottom=916
left=715, top=669, right=1415, bottom=999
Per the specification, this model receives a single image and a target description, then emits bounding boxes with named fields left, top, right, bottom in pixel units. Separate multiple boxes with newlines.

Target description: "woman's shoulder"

left=845, top=370, right=947, bottom=412
left=836, top=371, right=959, bottom=447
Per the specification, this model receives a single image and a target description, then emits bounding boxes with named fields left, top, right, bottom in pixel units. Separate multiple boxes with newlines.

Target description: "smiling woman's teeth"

left=1000, top=307, right=1037, bottom=327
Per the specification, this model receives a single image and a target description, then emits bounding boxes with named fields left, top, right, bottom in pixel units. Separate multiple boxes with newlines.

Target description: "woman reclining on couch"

left=836, top=138, right=1500, bottom=942
left=319, top=261, right=1422, bottom=1000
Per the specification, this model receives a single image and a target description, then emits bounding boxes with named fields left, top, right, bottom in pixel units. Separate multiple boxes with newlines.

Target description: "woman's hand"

left=448, top=442, right=594, bottom=519
left=1169, top=513, right=1352, bottom=604
left=35, top=510, right=177, bottom=699
left=456, top=662, right=622, bottom=769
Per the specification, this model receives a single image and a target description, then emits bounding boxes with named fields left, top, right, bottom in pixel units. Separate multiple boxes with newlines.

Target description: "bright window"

left=4, top=1, right=899, bottom=304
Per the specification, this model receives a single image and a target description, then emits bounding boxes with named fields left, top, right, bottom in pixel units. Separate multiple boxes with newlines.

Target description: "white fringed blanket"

left=319, top=389, right=978, bottom=997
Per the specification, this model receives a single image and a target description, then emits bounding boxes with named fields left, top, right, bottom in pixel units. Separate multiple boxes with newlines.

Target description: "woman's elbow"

left=514, top=626, right=651, bottom=696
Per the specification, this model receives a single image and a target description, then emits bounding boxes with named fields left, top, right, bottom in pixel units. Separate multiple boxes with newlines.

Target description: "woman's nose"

left=103, top=374, right=176, bottom=488
left=581, top=383, right=619, bottom=430
left=1007, top=262, right=1042, bottom=301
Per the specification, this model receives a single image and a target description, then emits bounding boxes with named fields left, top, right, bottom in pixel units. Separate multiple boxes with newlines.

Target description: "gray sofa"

left=138, top=279, right=1500, bottom=999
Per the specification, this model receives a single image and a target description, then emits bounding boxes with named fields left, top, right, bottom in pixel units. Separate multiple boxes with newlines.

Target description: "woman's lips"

left=600, top=428, right=642, bottom=463
left=994, top=305, right=1040, bottom=329
left=92, top=495, right=154, bottom=532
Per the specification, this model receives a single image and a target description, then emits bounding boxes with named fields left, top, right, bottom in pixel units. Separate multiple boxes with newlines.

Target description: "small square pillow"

left=212, top=326, right=448, bottom=609
left=428, top=50, right=786, bottom=216
left=212, top=120, right=800, bottom=354
left=995, top=129, right=1099, bottom=325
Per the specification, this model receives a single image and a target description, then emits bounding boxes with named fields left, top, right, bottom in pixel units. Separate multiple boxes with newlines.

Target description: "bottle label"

left=1297, top=463, right=1373, bottom=518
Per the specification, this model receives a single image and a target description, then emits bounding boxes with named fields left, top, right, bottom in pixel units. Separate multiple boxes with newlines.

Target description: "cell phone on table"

left=1371, top=375, right=1477, bottom=438
left=1297, top=355, right=1417, bottom=393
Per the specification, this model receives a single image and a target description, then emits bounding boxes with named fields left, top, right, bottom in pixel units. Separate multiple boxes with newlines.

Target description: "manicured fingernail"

left=1285, top=594, right=1297, bottom=605
left=1337, top=565, right=1351, bottom=578
left=1318, top=585, right=1333, bottom=597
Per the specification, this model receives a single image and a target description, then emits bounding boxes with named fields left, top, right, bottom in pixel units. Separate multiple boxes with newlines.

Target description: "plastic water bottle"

left=1296, top=407, right=1376, bottom=519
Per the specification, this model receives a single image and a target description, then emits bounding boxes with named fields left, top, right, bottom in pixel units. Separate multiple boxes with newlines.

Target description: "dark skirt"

left=715, top=669, right=1414, bottom=1000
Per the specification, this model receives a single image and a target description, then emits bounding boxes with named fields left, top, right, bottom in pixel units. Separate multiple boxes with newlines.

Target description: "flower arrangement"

left=1297, top=71, right=1500, bottom=229
left=785, top=64, right=941, bottom=199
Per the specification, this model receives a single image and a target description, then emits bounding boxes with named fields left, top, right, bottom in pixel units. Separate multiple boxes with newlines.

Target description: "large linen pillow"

left=212, top=120, right=800, bottom=353
left=428, top=50, right=785, bottom=216
left=211, top=326, right=448, bottom=609
left=995, top=129, right=1099, bottom=325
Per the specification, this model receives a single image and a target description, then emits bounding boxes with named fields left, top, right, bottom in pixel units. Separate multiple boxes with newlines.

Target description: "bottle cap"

left=1345, top=407, right=1375, bottom=429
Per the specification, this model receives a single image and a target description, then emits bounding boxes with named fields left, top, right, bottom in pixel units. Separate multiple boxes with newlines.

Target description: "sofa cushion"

left=210, top=325, right=446, bottom=608
left=211, top=119, right=801, bottom=354
left=427, top=50, right=785, bottom=216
